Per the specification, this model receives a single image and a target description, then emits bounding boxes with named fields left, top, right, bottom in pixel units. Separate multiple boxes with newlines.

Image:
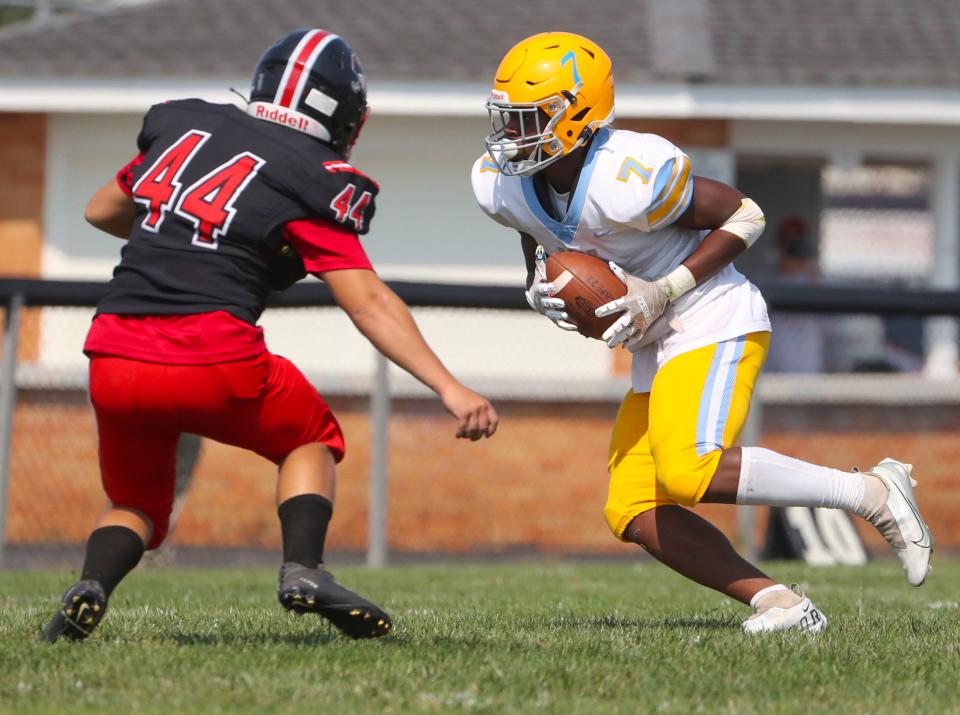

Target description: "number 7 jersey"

left=471, top=127, right=770, bottom=393
left=99, top=99, right=380, bottom=325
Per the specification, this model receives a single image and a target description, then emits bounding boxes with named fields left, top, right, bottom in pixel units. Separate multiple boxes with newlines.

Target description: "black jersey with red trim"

left=97, top=99, right=379, bottom=325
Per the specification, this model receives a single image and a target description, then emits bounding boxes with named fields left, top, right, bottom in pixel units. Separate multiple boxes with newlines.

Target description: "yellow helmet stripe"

left=646, top=155, right=692, bottom=229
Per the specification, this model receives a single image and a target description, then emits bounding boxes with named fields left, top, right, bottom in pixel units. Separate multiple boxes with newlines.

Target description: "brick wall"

left=4, top=393, right=957, bottom=555
left=616, top=118, right=729, bottom=149
left=0, top=113, right=46, bottom=361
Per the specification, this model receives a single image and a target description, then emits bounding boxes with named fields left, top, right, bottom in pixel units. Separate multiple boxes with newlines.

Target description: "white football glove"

left=525, top=245, right=578, bottom=331
left=594, top=262, right=670, bottom=348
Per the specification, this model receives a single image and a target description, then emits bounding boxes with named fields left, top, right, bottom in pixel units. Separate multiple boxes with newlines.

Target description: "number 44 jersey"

left=99, top=99, right=380, bottom=325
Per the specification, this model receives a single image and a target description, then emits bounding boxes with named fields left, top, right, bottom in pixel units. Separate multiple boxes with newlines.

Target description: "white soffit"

left=2, top=79, right=960, bottom=125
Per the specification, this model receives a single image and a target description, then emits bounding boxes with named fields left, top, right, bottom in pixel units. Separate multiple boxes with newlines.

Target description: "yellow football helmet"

left=485, top=32, right=615, bottom=176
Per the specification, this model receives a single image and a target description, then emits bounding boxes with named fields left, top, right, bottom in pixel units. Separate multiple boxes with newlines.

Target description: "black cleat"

left=278, top=562, right=392, bottom=639
left=39, top=580, right=108, bottom=643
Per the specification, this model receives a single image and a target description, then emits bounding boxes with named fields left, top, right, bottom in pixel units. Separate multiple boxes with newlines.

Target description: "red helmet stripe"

left=276, top=30, right=332, bottom=108
left=287, top=32, right=340, bottom=111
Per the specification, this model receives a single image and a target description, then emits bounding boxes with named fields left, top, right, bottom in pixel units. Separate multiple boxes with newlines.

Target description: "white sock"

left=737, top=447, right=871, bottom=513
left=749, top=583, right=790, bottom=609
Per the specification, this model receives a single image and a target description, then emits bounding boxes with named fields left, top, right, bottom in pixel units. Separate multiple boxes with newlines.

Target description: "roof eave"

left=2, top=78, right=960, bottom=125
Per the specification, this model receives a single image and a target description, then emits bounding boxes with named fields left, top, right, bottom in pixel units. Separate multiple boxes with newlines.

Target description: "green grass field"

left=1, top=559, right=958, bottom=714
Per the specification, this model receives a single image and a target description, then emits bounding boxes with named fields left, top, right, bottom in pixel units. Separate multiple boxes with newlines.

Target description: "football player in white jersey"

left=471, top=32, right=933, bottom=633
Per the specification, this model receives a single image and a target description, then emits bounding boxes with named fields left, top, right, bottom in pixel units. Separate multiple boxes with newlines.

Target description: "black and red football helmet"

left=248, top=29, right=368, bottom=158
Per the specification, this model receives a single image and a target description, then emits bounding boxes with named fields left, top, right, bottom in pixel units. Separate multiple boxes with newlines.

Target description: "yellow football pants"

left=605, top=332, right=770, bottom=540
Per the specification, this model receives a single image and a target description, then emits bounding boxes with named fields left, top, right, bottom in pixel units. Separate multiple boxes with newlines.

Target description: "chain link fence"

left=821, top=162, right=934, bottom=283
left=0, top=297, right=628, bottom=568
left=2, top=281, right=959, bottom=569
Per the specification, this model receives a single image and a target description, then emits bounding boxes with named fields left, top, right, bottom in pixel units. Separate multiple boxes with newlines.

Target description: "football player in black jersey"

left=41, top=29, right=499, bottom=643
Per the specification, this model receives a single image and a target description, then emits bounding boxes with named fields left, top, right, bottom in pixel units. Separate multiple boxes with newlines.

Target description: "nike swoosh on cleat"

left=593, top=228, right=614, bottom=238
left=886, top=475, right=932, bottom=549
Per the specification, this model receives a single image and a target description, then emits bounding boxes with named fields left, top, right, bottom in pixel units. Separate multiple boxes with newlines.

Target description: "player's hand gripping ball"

left=544, top=251, right=627, bottom=339
left=594, top=262, right=670, bottom=348
left=526, top=246, right=579, bottom=331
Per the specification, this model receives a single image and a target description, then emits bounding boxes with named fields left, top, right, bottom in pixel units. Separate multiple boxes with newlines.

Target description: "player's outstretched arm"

left=321, top=268, right=499, bottom=441
left=84, top=179, right=136, bottom=239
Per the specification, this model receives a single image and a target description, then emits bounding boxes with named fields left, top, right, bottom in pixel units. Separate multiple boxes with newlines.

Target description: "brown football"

left=545, top=251, right=626, bottom=340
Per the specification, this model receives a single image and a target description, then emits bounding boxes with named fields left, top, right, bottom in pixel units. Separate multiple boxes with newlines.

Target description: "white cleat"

left=742, top=585, right=827, bottom=635
left=863, top=458, right=933, bottom=587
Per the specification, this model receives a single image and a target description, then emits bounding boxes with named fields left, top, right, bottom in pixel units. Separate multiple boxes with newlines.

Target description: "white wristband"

left=655, top=264, right=696, bottom=302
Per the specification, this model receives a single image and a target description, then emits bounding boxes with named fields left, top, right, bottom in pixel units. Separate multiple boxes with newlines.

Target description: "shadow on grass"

left=168, top=628, right=406, bottom=647
left=171, top=631, right=336, bottom=646
left=587, top=613, right=739, bottom=630
left=524, top=610, right=741, bottom=632
left=646, top=613, right=741, bottom=630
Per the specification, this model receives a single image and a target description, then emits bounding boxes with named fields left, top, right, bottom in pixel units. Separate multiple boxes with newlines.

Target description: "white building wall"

left=42, top=112, right=525, bottom=282
left=37, top=112, right=613, bottom=388
left=43, top=113, right=143, bottom=280
left=730, top=120, right=960, bottom=160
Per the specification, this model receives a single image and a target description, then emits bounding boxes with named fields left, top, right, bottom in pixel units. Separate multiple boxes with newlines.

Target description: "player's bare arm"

left=84, top=179, right=136, bottom=239
left=520, top=232, right=538, bottom=285
left=672, top=177, right=753, bottom=282
left=320, top=268, right=499, bottom=441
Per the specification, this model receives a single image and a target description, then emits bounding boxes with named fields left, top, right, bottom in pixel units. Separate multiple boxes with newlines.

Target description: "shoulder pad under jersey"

left=595, top=130, right=694, bottom=232
left=300, top=158, right=380, bottom=235
left=136, top=103, right=171, bottom=153
left=135, top=99, right=214, bottom=152
left=471, top=153, right=512, bottom=228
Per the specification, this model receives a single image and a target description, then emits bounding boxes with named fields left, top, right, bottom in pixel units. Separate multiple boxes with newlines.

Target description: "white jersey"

left=471, top=127, right=770, bottom=392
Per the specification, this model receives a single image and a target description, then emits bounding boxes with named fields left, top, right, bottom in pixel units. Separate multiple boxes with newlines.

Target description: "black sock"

left=80, top=526, right=145, bottom=597
left=278, top=494, right=333, bottom=569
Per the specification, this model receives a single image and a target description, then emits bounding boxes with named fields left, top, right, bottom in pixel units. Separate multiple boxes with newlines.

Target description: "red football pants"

left=89, top=352, right=345, bottom=549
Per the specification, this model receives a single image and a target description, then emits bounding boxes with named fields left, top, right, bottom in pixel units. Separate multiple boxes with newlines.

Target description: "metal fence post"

left=0, top=293, right=24, bottom=567
left=737, top=387, right=763, bottom=562
left=367, top=350, right=389, bottom=568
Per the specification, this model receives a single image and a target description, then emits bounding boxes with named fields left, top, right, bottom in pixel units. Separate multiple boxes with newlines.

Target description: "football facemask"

left=485, top=92, right=579, bottom=176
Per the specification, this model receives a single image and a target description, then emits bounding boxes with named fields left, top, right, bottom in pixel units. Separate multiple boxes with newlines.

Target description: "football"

left=545, top=251, right=626, bottom=339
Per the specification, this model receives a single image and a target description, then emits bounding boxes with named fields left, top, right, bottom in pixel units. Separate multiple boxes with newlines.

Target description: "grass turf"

left=1, top=560, right=958, bottom=714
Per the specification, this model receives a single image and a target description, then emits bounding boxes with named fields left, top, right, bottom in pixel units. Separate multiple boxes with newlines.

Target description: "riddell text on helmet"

left=253, top=104, right=312, bottom=131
